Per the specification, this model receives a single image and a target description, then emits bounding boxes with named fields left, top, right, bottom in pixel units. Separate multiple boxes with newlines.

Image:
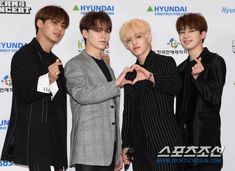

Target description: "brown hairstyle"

left=79, top=11, right=112, bottom=34
left=35, top=5, right=70, bottom=33
left=176, top=13, right=208, bottom=33
left=119, top=18, right=151, bottom=45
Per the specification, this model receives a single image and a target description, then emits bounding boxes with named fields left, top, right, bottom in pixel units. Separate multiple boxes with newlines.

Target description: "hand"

left=131, top=64, right=154, bottom=84
left=192, top=57, right=204, bottom=80
left=114, top=155, right=123, bottom=171
left=48, top=59, right=62, bottom=84
left=101, top=53, right=110, bottom=65
left=116, top=67, right=134, bottom=88
left=122, top=147, right=132, bottom=166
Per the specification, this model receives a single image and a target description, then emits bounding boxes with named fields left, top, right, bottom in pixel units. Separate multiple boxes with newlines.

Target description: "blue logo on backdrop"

left=222, top=7, right=235, bottom=14
left=167, top=38, right=180, bottom=49
left=0, top=1, right=31, bottom=14
left=0, top=42, right=26, bottom=53
left=0, top=160, right=14, bottom=166
left=0, top=74, right=12, bottom=93
left=155, top=37, right=187, bottom=56
left=0, top=119, right=9, bottom=130
left=147, top=5, right=188, bottom=16
left=73, top=4, right=115, bottom=15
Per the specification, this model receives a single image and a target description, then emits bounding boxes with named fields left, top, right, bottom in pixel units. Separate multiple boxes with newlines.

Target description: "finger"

left=125, top=67, right=133, bottom=73
left=132, top=78, right=140, bottom=85
left=56, top=70, right=60, bottom=75
left=125, top=80, right=133, bottom=85
left=131, top=64, right=139, bottom=70
left=194, top=57, right=202, bottom=65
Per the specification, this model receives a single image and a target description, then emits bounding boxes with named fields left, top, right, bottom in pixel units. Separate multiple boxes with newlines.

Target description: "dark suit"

left=1, top=38, right=68, bottom=168
left=122, top=50, right=183, bottom=171
left=176, top=48, right=226, bottom=170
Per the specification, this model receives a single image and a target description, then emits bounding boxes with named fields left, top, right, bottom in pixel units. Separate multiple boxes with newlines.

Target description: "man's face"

left=83, top=23, right=111, bottom=51
left=178, top=26, right=206, bottom=51
left=37, top=19, right=66, bottom=44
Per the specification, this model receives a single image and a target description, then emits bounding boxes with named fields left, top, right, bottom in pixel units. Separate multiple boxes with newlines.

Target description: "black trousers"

left=29, top=165, right=63, bottom=171
left=75, top=163, right=115, bottom=171
left=75, top=144, right=116, bottom=171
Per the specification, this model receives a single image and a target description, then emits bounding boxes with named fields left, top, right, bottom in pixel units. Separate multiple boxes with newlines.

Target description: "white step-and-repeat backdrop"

left=0, top=0, right=235, bottom=170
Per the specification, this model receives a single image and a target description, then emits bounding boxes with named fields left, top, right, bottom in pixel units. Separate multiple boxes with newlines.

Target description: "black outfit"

left=91, top=56, right=112, bottom=82
left=176, top=48, right=226, bottom=171
left=1, top=38, right=68, bottom=169
left=122, top=50, right=183, bottom=171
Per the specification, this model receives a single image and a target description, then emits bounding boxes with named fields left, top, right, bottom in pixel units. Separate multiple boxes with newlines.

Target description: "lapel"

left=179, top=48, right=210, bottom=114
left=81, top=50, right=113, bottom=84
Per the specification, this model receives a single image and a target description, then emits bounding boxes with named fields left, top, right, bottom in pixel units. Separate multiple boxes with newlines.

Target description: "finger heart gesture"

left=192, top=57, right=204, bottom=80
left=131, top=64, right=152, bottom=84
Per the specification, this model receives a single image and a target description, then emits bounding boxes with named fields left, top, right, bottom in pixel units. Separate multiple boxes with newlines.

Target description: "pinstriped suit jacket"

left=64, top=50, right=121, bottom=167
left=122, top=50, right=183, bottom=170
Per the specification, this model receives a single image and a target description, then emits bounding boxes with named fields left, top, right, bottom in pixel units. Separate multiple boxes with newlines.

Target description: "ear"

left=36, top=19, right=44, bottom=29
left=82, top=29, right=88, bottom=39
left=146, top=31, right=152, bottom=44
left=201, top=31, right=207, bottom=40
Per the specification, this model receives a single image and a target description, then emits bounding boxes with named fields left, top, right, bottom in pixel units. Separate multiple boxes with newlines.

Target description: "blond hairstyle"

left=119, top=18, right=151, bottom=45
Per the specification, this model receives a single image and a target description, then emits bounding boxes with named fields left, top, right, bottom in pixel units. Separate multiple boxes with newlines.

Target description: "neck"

left=36, top=35, right=53, bottom=53
left=85, top=46, right=102, bottom=60
left=137, top=48, right=151, bottom=65
left=188, top=46, right=204, bottom=61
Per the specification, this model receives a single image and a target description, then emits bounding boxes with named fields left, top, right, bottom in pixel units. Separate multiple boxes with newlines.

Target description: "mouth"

left=99, top=40, right=107, bottom=44
left=133, top=47, right=140, bottom=51
left=183, top=40, right=192, bottom=44
left=54, top=33, right=61, bottom=37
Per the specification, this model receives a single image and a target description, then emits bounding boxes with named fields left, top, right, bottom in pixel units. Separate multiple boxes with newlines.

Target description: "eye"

left=189, top=29, right=196, bottom=32
left=105, top=28, right=111, bottom=33
left=92, top=27, right=102, bottom=32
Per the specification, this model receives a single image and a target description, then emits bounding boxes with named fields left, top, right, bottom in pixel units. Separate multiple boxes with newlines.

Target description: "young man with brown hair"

left=64, top=11, right=131, bottom=171
left=176, top=13, right=226, bottom=171
left=1, top=5, right=69, bottom=171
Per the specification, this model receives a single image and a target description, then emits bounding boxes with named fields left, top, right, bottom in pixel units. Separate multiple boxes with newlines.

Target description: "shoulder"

left=65, top=51, right=88, bottom=72
left=11, top=41, right=36, bottom=64
left=204, top=49, right=226, bottom=67
left=154, top=53, right=176, bottom=65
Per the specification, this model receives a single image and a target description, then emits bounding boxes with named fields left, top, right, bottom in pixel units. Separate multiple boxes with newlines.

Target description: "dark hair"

left=35, top=5, right=70, bottom=33
left=79, top=11, right=112, bottom=43
left=176, top=13, right=208, bottom=33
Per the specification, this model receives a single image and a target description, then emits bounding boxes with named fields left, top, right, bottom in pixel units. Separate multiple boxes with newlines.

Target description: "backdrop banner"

left=0, top=0, right=234, bottom=170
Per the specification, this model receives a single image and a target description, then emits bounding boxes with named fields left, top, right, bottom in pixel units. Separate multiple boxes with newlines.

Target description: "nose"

left=131, top=38, right=137, bottom=45
left=57, top=23, right=64, bottom=31
left=101, top=30, right=107, bottom=38
left=183, top=31, right=189, bottom=38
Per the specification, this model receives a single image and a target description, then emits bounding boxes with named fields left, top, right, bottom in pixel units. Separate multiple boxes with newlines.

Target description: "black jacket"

left=176, top=47, right=226, bottom=169
left=1, top=38, right=68, bottom=168
left=122, top=50, right=183, bottom=171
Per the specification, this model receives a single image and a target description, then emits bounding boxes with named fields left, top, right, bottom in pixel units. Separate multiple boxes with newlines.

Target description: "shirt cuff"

left=50, top=79, right=59, bottom=98
left=37, top=73, right=50, bottom=94
left=37, top=73, right=59, bottom=99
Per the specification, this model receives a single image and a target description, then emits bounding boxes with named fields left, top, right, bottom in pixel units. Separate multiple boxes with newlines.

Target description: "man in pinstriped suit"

left=119, top=18, right=183, bottom=171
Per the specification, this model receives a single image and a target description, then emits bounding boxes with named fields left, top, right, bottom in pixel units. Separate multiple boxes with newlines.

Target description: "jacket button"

left=111, top=105, right=114, bottom=108
left=112, top=122, right=115, bottom=125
